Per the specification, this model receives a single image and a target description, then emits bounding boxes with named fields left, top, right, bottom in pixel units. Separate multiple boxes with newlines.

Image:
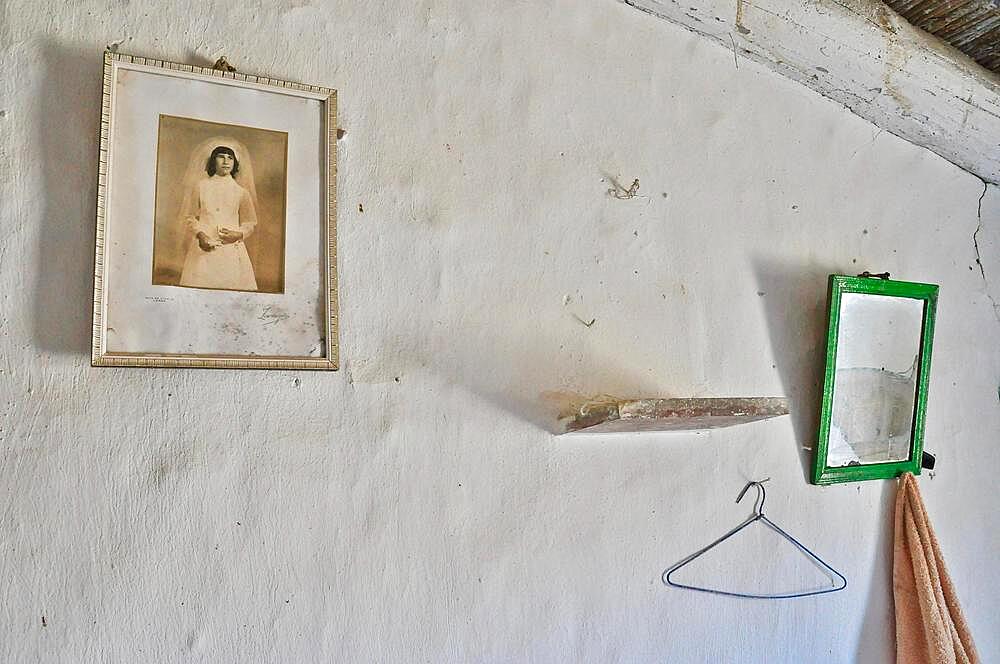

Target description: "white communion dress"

left=179, top=175, right=259, bottom=291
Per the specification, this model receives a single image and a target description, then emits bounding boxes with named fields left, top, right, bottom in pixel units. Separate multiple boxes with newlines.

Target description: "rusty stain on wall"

left=735, top=0, right=750, bottom=34
left=874, top=4, right=915, bottom=114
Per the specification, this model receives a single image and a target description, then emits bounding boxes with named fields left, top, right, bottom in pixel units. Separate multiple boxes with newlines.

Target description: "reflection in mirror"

left=827, top=293, right=924, bottom=467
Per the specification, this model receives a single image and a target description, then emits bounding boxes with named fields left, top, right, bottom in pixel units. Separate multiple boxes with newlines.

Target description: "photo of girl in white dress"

left=152, top=117, right=288, bottom=294
left=178, top=143, right=259, bottom=291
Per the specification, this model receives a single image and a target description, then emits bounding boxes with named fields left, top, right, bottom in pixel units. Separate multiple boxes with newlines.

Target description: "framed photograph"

left=812, top=275, right=938, bottom=485
left=92, top=52, right=338, bottom=369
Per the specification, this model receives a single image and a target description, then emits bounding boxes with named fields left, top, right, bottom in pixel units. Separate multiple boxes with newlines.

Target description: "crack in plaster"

left=972, top=180, right=1000, bottom=324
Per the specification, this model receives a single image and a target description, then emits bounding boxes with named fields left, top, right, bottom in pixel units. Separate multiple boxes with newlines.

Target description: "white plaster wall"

left=1, top=1, right=998, bottom=662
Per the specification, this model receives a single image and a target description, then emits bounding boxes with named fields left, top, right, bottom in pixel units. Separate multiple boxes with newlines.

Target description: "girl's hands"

left=196, top=232, right=215, bottom=252
left=218, top=227, right=244, bottom=244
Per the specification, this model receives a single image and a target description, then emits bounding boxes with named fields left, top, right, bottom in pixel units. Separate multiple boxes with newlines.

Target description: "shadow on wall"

left=855, top=480, right=898, bottom=664
left=351, top=326, right=668, bottom=435
left=447, top=339, right=667, bottom=435
left=753, top=257, right=841, bottom=483
left=33, top=40, right=104, bottom=356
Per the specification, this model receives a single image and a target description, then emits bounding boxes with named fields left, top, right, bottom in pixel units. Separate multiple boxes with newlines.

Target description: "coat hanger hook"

left=664, top=478, right=847, bottom=599
left=736, top=478, right=769, bottom=515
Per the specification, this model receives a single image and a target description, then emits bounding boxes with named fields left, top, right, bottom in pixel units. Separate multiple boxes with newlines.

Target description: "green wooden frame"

left=812, top=275, right=938, bottom=485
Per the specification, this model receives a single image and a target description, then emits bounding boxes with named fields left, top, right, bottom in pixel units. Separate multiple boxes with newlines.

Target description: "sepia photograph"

left=152, top=115, right=288, bottom=294
left=92, top=52, right=338, bottom=369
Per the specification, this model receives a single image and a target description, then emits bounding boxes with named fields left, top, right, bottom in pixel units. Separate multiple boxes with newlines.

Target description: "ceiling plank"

left=884, top=0, right=1000, bottom=72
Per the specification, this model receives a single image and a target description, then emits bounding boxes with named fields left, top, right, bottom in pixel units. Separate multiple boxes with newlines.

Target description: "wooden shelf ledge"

left=560, top=397, right=789, bottom=434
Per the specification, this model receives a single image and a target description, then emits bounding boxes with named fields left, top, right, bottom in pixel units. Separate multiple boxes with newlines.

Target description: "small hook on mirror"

left=736, top=478, right=770, bottom=516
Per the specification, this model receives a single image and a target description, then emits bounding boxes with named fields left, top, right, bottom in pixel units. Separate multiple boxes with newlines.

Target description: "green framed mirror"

left=812, top=275, right=938, bottom=485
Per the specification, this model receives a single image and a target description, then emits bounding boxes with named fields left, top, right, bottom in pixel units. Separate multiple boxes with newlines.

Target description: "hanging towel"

left=893, top=472, right=979, bottom=664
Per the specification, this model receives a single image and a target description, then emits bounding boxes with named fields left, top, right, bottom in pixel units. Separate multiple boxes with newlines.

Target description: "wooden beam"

left=620, top=0, right=1000, bottom=184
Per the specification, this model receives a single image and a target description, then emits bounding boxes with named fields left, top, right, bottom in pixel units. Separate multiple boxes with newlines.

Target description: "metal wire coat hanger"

left=662, top=479, right=848, bottom=599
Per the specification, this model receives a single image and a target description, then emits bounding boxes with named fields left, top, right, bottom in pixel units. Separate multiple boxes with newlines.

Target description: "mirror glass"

left=827, top=293, right=924, bottom=467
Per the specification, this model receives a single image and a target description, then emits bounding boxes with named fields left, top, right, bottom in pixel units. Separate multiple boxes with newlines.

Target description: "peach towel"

left=894, top=473, right=979, bottom=664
